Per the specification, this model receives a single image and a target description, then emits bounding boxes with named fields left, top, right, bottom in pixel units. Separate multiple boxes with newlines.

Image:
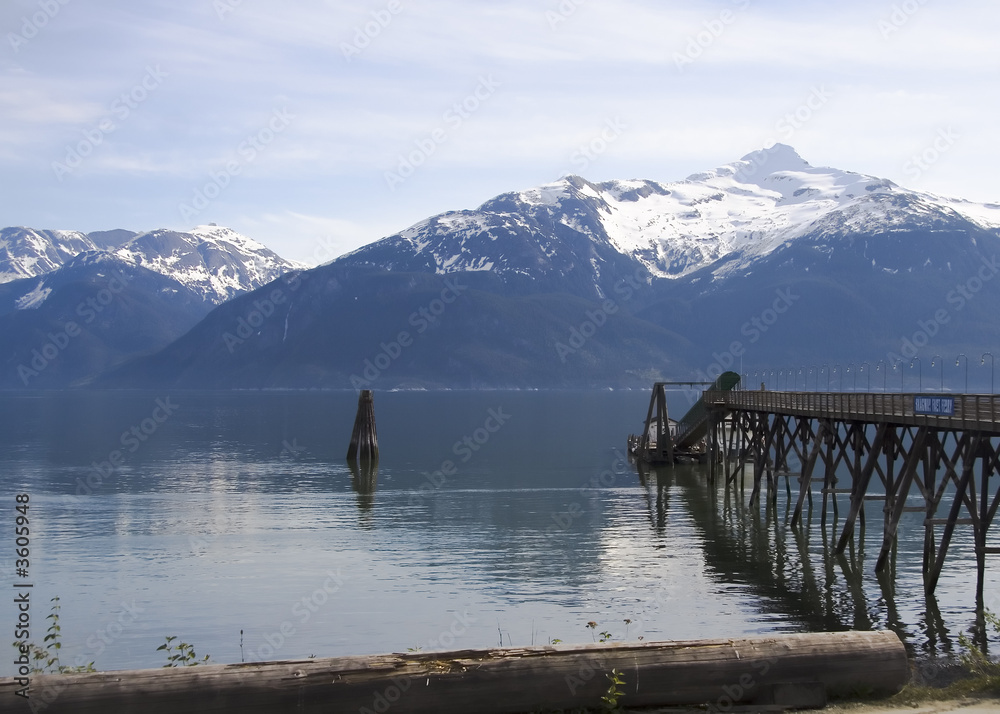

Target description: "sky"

left=2, top=0, right=998, bottom=265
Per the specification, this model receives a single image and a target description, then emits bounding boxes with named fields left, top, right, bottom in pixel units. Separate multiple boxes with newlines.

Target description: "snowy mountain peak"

left=341, top=145, right=1000, bottom=287
left=0, top=227, right=97, bottom=283
left=115, top=227, right=302, bottom=303
left=0, top=224, right=300, bottom=306
left=738, top=143, right=811, bottom=173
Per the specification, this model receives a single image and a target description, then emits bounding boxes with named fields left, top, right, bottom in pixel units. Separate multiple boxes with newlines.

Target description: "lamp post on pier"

left=860, top=361, right=871, bottom=392
left=930, top=355, right=944, bottom=392
left=910, top=357, right=922, bottom=392
left=875, top=360, right=886, bottom=392
left=956, top=354, right=968, bottom=394
left=983, top=353, right=995, bottom=394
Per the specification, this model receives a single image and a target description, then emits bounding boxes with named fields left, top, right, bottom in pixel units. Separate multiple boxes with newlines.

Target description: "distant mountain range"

left=5, top=144, right=1000, bottom=390
left=0, top=225, right=301, bottom=388
left=0, top=224, right=301, bottom=303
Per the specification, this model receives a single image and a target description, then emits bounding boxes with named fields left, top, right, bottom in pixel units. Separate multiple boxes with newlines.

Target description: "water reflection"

left=3, top=390, right=998, bottom=674
left=348, top=458, right=378, bottom=514
left=631, top=459, right=981, bottom=658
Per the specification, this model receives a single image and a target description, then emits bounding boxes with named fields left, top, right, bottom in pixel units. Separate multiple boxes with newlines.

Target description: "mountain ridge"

left=8, top=144, right=1000, bottom=390
left=0, top=224, right=301, bottom=305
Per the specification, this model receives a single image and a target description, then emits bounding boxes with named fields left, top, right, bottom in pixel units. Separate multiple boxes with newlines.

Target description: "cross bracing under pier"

left=702, top=390, right=1000, bottom=600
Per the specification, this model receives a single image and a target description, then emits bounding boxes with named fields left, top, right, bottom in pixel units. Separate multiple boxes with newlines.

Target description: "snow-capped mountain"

left=14, top=144, right=1000, bottom=390
left=0, top=224, right=301, bottom=305
left=0, top=252, right=212, bottom=389
left=0, top=227, right=97, bottom=283
left=341, top=144, right=1000, bottom=288
left=113, top=225, right=303, bottom=303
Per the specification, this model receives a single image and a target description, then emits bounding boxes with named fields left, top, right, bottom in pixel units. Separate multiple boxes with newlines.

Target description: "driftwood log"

left=3, top=630, right=908, bottom=713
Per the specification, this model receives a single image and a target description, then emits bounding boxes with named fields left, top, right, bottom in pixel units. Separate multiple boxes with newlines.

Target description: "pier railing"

left=705, top=390, right=1000, bottom=434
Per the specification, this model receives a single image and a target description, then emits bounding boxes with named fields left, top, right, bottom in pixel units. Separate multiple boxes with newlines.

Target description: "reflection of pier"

left=635, top=461, right=956, bottom=655
left=702, top=390, right=1000, bottom=600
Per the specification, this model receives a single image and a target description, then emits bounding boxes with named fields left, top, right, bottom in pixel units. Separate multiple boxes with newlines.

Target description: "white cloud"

left=2, top=0, right=998, bottom=257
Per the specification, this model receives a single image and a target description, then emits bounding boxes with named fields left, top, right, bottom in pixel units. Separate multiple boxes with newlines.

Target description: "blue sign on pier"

left=913, top=396, right=955, bottom=416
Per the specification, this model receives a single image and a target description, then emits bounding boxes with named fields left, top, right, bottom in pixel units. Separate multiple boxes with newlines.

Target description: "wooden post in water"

left=346, top=390, right=379, bottom=463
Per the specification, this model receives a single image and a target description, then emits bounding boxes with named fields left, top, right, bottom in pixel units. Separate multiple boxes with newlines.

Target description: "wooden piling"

left=2, top=631, right=908, bottom=714
left=346, top=389, right=379, bottom=463
left=709, top=390, right=1000, bottom=598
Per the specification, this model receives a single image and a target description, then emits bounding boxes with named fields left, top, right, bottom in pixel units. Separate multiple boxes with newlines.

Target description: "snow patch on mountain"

left=0, top=224, right=301, bottom=307
left=513, top=144, right=1000, bottom=280
left=112, top=225, right=303, bottom=303
left=0, top=227, right=97, bottom=283
left=14, top=281, right=51, bottom=309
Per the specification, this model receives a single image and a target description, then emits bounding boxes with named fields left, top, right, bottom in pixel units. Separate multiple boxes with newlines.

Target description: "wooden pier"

left=700, top=390, right=1000, bottom=600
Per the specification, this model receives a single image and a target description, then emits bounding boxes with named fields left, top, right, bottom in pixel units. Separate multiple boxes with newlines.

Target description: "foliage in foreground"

left=11, top=597, right=95, bottom=674
left=11, top=596, right=211, bottom=673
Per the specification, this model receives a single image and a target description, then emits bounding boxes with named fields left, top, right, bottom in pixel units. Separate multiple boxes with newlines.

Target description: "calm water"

left=2, top=390, right=998, bottom=675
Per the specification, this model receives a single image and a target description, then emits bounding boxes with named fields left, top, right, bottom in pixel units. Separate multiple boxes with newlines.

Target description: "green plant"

left=600, top=668, right=626, bottom=711
left=157, top=636, right=210, bottom=667
left=959, top=610, right=1000, bottom=677
left=12, top=596, right=95, bottom=674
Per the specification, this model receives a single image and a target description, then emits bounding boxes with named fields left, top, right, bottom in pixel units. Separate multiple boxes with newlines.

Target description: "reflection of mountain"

left=638, top=462, right=876, bottom=635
